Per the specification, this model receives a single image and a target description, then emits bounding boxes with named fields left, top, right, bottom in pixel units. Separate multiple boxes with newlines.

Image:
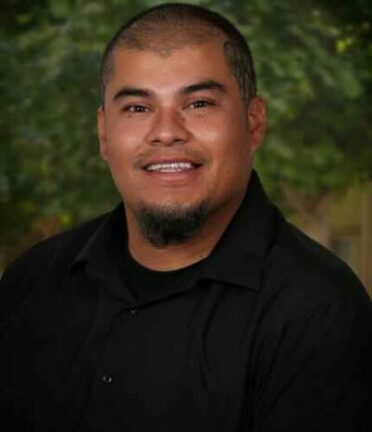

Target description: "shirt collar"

left=70, top=203, right=126, bottom=277
left=71, top=170, right=277, bottom=292
left=200, top=170, right=277, bottom=291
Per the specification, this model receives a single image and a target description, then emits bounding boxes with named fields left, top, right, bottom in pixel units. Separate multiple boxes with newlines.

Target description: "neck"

left=125, top=195, right=244, bottom=271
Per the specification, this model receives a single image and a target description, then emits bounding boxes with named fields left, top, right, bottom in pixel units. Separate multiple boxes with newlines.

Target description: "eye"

left=123, top=104, right=149, bottom=113
left=189, top=100, right=215, bottom=109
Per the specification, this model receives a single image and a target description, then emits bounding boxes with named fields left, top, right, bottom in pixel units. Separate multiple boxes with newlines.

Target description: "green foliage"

left=209, top=0, right=372, bottom=198
left=1, top=0, right=371, bottom=265
left=1, top=0, right=145, bottom=264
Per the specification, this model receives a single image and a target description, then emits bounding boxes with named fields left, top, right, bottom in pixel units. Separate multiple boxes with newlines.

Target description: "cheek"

left=104, top=123, right=137, bottom=161
left=211, top=132, right=252, bottom=186
left=197, top=119, right=250, bottom=163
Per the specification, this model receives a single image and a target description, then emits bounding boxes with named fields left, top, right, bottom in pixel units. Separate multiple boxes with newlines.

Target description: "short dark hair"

left=100, top=2, right=257, bottom=106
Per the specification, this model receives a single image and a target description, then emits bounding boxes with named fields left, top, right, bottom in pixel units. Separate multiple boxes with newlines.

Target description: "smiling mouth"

left=144, top=161, right=201, bottom=173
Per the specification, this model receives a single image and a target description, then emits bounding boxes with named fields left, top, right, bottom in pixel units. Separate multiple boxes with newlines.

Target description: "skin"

left=97, top=40, right=266, bottom=270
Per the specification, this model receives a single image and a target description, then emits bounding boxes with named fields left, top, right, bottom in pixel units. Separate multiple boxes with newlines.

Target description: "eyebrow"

left=180, top=79, right=227, bottom=95
left=113, top=87, right=152, bottom=102
left=113, top=79, right=226, bottom=103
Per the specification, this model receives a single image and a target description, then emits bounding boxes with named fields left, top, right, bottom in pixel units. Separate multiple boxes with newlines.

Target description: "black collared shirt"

left=1, top=172, right=371, bottom=432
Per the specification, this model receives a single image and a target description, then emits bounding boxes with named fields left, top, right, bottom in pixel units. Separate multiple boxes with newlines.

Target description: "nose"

left=145, top=108, right=191, bottom=146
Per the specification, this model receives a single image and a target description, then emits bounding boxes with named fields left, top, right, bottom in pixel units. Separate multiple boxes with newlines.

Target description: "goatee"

left=135, top=201, right=210, bottom=247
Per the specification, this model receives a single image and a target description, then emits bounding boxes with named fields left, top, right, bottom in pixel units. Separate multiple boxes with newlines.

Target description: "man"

left=1, top=3, right=371, bottom=431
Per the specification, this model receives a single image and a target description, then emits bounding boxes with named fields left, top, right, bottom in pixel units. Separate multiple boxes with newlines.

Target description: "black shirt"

left=1, top=171, right=371, bottom=432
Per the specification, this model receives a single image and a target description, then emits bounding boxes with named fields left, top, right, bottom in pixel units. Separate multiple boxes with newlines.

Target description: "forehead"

left=106, top=41, right=237, bottom=95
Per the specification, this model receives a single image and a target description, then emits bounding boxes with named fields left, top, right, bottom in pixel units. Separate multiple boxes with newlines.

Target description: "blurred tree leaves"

left=1, top=0, right=145, bottom=264
left=215, top=0, right=371, bottom=244
left=1, top=0, right=371, bottom=264
left=214, top=0, right=372, bottom=196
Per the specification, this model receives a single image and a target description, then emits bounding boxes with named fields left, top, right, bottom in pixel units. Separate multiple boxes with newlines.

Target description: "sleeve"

left=249, top=273, right=372, bottom=432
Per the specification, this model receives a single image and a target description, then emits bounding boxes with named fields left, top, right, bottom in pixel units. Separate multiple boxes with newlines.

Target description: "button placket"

left=99, top=307, right=139, bottom=388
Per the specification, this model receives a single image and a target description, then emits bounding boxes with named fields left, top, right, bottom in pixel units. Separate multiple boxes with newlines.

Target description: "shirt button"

left=102, top=374, right=113, bottom=384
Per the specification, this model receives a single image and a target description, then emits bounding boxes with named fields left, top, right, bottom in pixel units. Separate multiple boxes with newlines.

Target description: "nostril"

left=149, top=137, right=187, bottom=147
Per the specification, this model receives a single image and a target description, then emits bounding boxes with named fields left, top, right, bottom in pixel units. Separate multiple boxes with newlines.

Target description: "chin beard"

left=135, top=201, right=211, bottom=248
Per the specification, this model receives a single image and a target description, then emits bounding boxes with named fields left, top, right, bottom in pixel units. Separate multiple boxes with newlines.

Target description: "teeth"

left=146, top=162, right=194, bottom=172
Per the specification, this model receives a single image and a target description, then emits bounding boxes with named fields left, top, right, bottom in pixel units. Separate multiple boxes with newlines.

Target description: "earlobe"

left=97, top=106, right=108, bottom=161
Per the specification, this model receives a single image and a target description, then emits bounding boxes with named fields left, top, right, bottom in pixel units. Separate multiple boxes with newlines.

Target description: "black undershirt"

left=116, top=233, right=204, bottom=301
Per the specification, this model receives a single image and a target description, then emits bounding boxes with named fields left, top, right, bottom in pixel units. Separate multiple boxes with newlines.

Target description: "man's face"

left=98, top=41, right=266, bottom=239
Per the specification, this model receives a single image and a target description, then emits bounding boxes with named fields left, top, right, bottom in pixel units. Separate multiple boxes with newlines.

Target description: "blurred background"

left=1, top=0, right=371, bottom=295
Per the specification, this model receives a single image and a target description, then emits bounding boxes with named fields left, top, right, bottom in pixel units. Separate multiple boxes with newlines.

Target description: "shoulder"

left=250, top=211, right=372, bottom=430
left=266, top=210, right=369, bottom=304
left=0, top=211, right=109, bottom=319
left=252, top=210, right=372, bottom=361
left=257, top=210, right=372, bottom=335
left=2, top=212, right=108, bottom=277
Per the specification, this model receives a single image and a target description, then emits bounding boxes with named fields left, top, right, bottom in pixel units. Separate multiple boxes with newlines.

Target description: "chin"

left=134, top=199, right=212, bottom=248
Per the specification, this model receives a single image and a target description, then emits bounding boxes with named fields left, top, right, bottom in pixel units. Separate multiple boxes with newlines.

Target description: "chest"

left=0, top=274, right=257, bottom=431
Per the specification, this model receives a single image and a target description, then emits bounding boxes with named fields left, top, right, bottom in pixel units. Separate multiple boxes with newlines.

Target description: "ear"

left=97, top=106, right=108, bottom=161
left=247, top=96, right=267, bottom=152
